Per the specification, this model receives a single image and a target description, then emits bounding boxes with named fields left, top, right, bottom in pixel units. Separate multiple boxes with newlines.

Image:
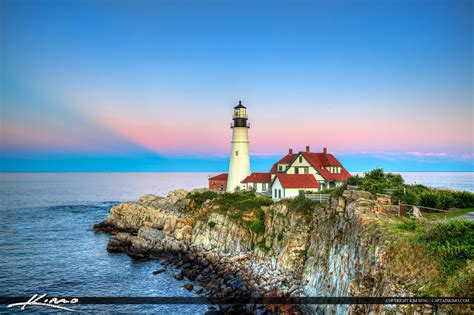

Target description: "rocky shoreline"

left=94, top=191, right=303, bottom=314
left=93, top=188, right=423, bottom=314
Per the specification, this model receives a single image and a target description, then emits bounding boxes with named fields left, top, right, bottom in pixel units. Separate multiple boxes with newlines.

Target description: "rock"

left=138, top=194, right=163, bottom=205
left=174, top=273, right=184, bottom=280
left=193, top=285, right=204, bottom=294
left=183, top=282, right=193, bottom=291
left=152, top=269, right=166, bottom=275
left=375, top=193, right=392, bottom=205
left=343, top=190, right=374, bottom=201
left=107, top=236, right=128, bottom=252
left=222, top=287, right=233, bottom=296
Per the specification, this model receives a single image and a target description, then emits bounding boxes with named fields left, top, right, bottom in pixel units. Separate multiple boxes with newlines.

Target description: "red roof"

left=300, top=152, right=351, bottom=181
left=241, top=172, right=272, bottom=183
left=269, top=153, right=297, bottom=173
left=209, top=173, right=228, bottom=181
left=275, top=174, right=321, bottom=189
left=269, top=149, right=350, bottom=182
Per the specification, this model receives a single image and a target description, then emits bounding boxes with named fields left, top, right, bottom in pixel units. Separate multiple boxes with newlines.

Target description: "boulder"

left=343, top=190, right=374, bottom=201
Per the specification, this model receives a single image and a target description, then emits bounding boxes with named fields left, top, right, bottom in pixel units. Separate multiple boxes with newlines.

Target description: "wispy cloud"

left=406, top=151, right=449, bottom=157
left=460, top=153, right=474, bottom=160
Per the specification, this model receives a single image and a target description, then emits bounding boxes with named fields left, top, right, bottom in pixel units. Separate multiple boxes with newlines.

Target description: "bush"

left=286, top=195, right=319, bottom=215
left=249, top=209, right=266, bottom=234
left=215, top=190, right=272, bottom=211
left=351, top=168, right=405, bottom=194
left=277, top=231, right=284, bottom=241
left=352, top=169, right=474, bottom=210
left=395, top=218, right=421, bottom=232
left=422, top=220, right=474, bottom=273
left=187, top=191, right=219, bottom=208
left=347, top=174, right=362, bottom=186
left=187, top=190, right=273, bottom=211
left=401, top=191, right=420, bottom=205
left=257, top=238, right=269, bottom=252
left=208, top=221, right=216, bottom=228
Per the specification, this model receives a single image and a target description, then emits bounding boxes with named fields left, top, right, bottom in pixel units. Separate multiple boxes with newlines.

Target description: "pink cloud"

left=406, top=151, right=449, bottom=157
left=460, top=153, right=474, bottom=160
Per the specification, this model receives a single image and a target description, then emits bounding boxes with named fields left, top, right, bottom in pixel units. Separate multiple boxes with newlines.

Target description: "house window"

left=235, top=151, right=238, bottom=156
left=262, top=183, right=267, bottom=191
left=304, top=167, right=309, bottom=174
left=274, top=189, right=277, bottom=198
left=278, top=165, right=283, bottom=171
left=295, top=167, right=299, bottom=174
left=299, top=190, right=304, bottom=196
left=278, top=189, right=282, bottom=199
left=299, top=156, right=302, bottom=163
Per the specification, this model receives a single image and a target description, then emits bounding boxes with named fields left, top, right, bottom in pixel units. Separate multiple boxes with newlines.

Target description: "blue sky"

left=0, top=0, right=473, bottom=172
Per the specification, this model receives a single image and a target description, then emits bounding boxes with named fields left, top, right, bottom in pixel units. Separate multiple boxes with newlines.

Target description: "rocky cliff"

left=94, top=189, right=412, bottom=314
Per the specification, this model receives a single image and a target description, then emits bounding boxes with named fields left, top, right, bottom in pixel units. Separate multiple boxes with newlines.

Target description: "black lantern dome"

left=232, top=100, right=249, bottom=128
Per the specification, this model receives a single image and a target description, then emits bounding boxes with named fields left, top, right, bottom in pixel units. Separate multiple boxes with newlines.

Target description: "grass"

left=187, top=190, right=271, bottom=234
left=423, top=208, right=474, bottom=220
left=381, top=217, right=474, bottom=297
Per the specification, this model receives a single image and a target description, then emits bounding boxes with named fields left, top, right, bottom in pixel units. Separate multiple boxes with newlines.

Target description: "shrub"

left=401, top=191, right=420, bottom=205
left=257, top=238, right=269, bottom=252
left=347, top=174, right=362, bottom=186
left=187, top=190, right=273, bottom=211
left=215, top=190, right=272, bottom=211
left=187, top=191, right=219, bottom=208
left=395, top=218, right=421, bottom=232
left=419, top=191, right=441, bottom=208
left=286, top=195, right=319, bottom=215
left=422, top=220, right=474, bottom=274
left=354, top=168, right=405, bottom=194
left=208, top=221, right=216, bottom=228
left=249, top=209, right=266, bottom=234
left=277, top=231, right=284, bottom=241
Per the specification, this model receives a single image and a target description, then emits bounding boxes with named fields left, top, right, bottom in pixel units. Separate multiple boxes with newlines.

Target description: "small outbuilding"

left=241, top=172, right=272, bottom=193
left=272, top=174, right=321, bottom=200
left=208, top=173, right=228, bottom=191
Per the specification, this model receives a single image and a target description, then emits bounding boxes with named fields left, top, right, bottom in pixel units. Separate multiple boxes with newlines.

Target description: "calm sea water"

left=0, top=172, right=472, bottom=313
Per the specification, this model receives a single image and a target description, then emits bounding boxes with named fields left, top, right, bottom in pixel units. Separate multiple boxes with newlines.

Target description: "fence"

left=398, top=202, right=449, bottom=218
left=305, top=194, right=331, bottom=203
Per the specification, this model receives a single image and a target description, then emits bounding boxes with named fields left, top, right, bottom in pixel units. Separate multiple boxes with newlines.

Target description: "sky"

left=0, top=0, right=473, bottom=172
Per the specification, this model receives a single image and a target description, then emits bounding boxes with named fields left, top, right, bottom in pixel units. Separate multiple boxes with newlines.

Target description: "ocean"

left=0, top=172, right=472, bottom=313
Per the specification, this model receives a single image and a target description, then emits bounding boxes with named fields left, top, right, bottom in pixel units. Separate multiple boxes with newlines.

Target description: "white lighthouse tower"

left=226, top=101, right=251, bottom=191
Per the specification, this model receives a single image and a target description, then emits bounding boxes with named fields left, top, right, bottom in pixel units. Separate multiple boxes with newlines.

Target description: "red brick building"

left=208, top=173, right=228, bottom=191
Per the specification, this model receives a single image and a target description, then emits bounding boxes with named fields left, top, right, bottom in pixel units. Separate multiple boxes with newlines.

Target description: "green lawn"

left=423, top=208, right=474, bottom=220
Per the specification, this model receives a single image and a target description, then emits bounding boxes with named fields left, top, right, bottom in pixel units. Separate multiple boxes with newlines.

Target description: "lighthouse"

left=226, top=101, right=251, bottom=191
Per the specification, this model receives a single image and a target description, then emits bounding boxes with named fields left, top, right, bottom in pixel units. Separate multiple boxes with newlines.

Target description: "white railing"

left=305, top=194, right=331, bottom=202
left=347, top=185, right=359, bottom=190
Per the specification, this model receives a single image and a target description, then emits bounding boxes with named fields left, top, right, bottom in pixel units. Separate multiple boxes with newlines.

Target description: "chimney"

left=288, top=148, right=293, bottom=155
left=305, top=146, right=310, bottom=153
left=323, top=147, right=327, bottom=154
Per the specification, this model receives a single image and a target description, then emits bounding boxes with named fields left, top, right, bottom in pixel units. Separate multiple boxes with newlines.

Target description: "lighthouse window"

left=235, top=151, right=238, bottom=156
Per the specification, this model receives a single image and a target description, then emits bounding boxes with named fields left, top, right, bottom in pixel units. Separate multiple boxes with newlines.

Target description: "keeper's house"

left=208, top=146, right=350, bottom=200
